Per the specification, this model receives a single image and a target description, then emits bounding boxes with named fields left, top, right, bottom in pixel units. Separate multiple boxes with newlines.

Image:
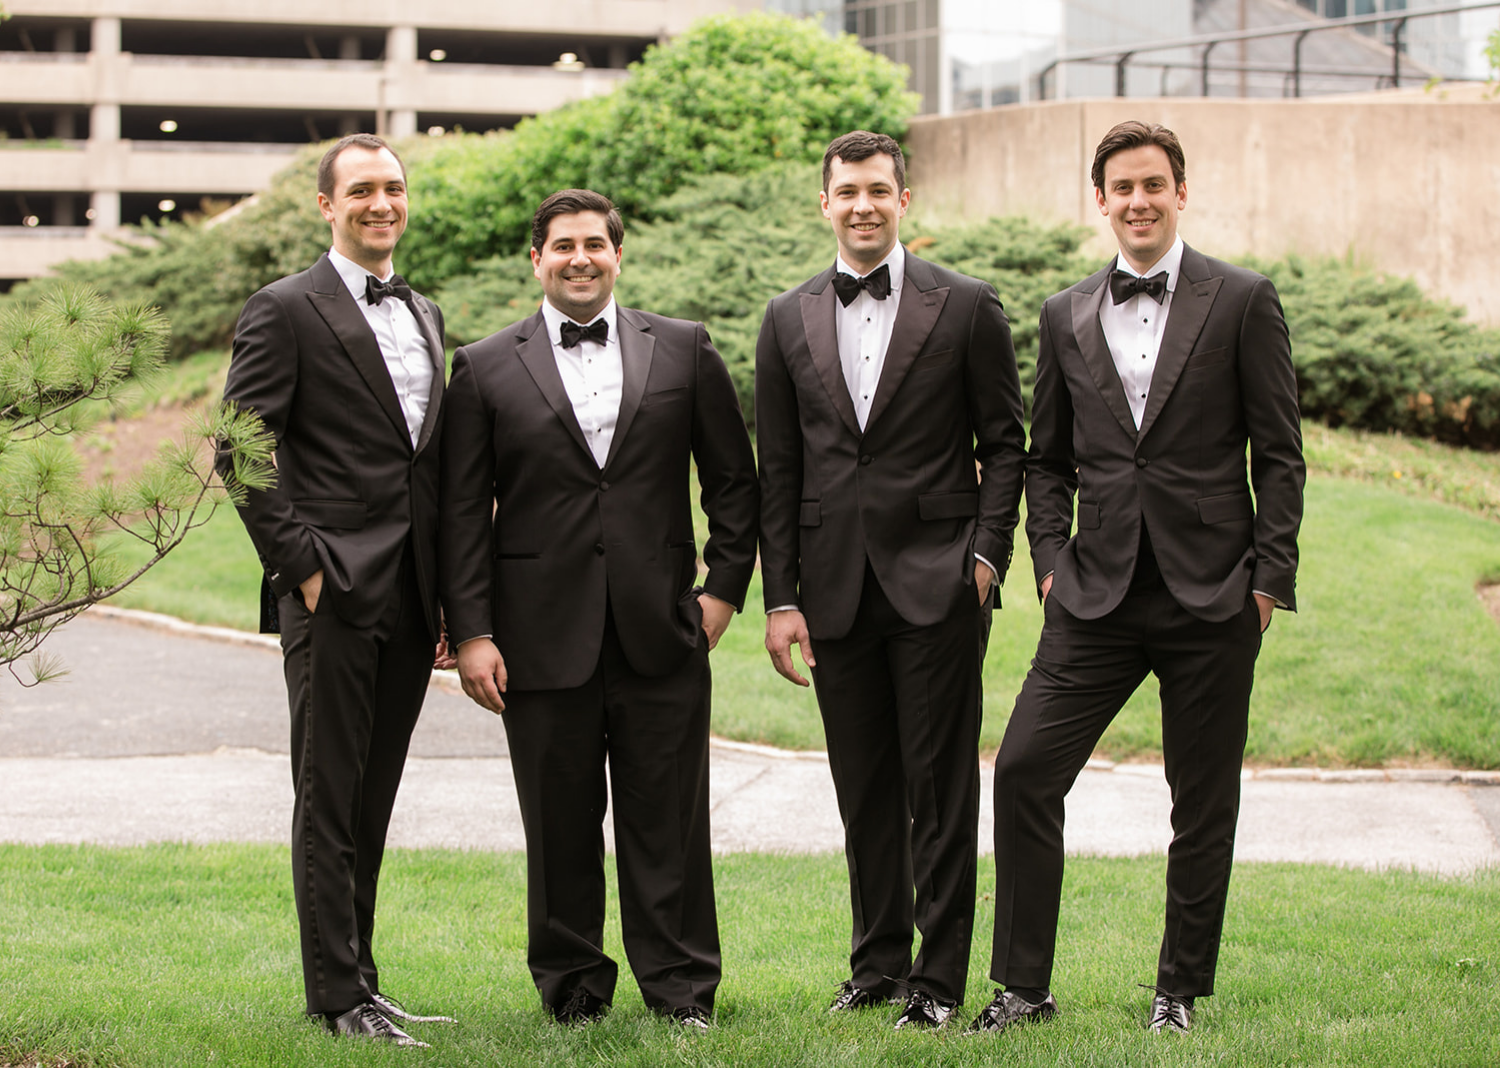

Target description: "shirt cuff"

left=767, top=604, right=799, bottom=614
left=974, top=553, right=998, bottom=588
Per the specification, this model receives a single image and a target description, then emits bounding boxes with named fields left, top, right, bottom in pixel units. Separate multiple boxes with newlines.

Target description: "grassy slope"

left=1, top=845, right=1496, bottom=1068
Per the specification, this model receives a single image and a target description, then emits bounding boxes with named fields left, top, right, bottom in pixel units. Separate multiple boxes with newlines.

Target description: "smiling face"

left=821, top=152, right=911, bottom=275
left=317, top=145, right=407, bottom=276
left=530, top=210, right=622, bottom=323
left=1095, top=143, right=1186, bottom=274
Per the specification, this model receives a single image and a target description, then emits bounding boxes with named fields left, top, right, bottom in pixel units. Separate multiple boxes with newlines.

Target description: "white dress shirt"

left=1098, top=236, right=1184, bottom=430
left=541, top=297, right=623, bottom=469
left=328, top=247, right=434, bottom=448
left=835, top=244, right=905, bottom=431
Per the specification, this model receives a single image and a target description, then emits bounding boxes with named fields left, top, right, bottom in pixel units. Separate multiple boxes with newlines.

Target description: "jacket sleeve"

left=964, top=281, right=1027, bottom=586
left=217, top=288, right=323, bottom=597
left=1023, top=299, right=1080, bottom=593
left=691, top=323, right=759, bottom=611
left=437, top=345, right=498, bottom=645
left=753, top=299, right=804, bottom=612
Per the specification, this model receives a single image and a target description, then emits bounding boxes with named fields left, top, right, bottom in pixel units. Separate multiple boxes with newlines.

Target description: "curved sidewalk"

left=1, top=609, right=1496, bottom=875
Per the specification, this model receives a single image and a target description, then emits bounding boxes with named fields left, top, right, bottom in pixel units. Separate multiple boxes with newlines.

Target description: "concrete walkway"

left=1, top=609, right=1496, bottom=876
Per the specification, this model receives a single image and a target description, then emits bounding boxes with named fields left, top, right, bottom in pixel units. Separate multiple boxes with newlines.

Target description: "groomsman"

left=971, top=120, right=1304, bottom=1037
left=756, top=131, right=1027, bottom=1028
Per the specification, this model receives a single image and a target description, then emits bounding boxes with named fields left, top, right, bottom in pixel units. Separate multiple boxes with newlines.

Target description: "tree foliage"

left=0, top=287, right=273, bottom=681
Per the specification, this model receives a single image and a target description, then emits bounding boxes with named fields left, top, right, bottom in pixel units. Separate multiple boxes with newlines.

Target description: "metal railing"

left=1035, top=1, right=1500, bottom=99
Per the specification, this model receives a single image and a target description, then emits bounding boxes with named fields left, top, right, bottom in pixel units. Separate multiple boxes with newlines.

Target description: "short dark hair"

left=1091, top=121, right=1186, bottom=192
left=317, top=133, right=405, bottom=197
left=531, top=189, right=624, bottom=252
left=822, top=131, right=906, bottom=192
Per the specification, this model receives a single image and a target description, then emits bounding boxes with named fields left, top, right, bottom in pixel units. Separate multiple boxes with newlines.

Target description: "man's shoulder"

left=1041, top=261, right=1113, bottom=314
left=618, top=306, right=704, bottom=340
left=767, top=265, right=836, bottom=309
left=1187, top=247, right=1271, bottom=291
left=904, top=252, right=989, bottom=294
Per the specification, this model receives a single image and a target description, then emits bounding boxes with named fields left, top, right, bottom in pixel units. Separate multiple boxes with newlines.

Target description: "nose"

left=570, top=247, right=590, bottom=266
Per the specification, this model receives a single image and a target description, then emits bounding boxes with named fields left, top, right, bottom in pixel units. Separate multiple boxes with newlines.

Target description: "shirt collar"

left=541, top=296, right=619, bottom=348
left=328, top=247, right=396, bottom=303
left=1114, top=235, right=1184, bottom=293
left=835, top=241, right=905, bottom=296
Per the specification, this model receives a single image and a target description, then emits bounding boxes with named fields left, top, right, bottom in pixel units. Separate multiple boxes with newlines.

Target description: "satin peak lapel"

left=514, top=313, right=595, bottom=465
left=1071, top=265, right=1138, bottom=440
left=799, top=275, right=861, bottom=438
left=411, top=296, right=445, bottom=456
left=1137, top=249, right=1221, bottom=441
left=865, top=261, right=947, bottom=432
left=603, top=308, right=655, bottom=472
left=306, top=259, right=410, bottom=447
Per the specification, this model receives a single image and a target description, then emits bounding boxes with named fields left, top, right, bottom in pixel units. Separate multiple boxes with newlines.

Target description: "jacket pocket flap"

left=295, top=498, right=367, bottom=530
left=799, top=501, right=822, bottom=527
left=1197, top=492, right=1253, bottom=524
left=1076, top=501, right=1101, bottom=530
left=1185, top=346, right=1228, bottom=370
left=918, top=491, right=978, bottom=521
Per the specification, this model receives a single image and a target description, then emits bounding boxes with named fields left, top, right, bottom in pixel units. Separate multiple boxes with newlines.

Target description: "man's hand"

left=299, top=569, right=324, bottom=614
left=1040, top=573, right=1053, bottom=602
left=765, top=609, right=815, bottom=687
left=975, top=560, right=995, bottom=604
left=1255, top=592, right=1275, bottom=634
left=698, top=593, right=734, bottom=651
left=433, top=632, right=457, bottom=671
left=456, top=637, right=508, bottom=714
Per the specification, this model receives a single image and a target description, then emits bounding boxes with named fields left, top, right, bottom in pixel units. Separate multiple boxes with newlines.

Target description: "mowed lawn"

left=1, top=845, right=1496, bottom=1068
left=105, top=465, right=1500, bottom=768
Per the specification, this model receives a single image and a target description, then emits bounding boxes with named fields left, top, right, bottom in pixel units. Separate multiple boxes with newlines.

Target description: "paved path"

left=1, top=610, right=1497, bottom=875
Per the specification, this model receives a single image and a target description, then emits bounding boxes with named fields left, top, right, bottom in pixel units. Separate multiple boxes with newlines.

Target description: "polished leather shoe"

left=551, top=986, right=609, bottom=1025
left=828, top=979, right=900, bottom=1012
left=369, top=991, right=456, bottom=1024
left=667, top=1006, right=712, bottom=1031
left=893, top=988, right=955, bottom=1030
left=965, top=989, right=1059, bottom=1034
left=1147, top=993, right=1193, bottom=1033
left=326, top=1003, right=429, bottom=1047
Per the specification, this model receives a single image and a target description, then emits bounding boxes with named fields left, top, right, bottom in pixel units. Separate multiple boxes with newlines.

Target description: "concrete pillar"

left=90, top=191, right=120, bottom=229
left=383, top=26, right=418, bottom=139
left=54, top=193, right=76, bottom=227
left=608, top=43, right=628, bottom=69
left=90, top=19, right=122, bottom=233
left=340, top=35, right=361, bottom=61
left=55, top=27, right=78, bottom=52
left=55, top=111, right=76, bottom=139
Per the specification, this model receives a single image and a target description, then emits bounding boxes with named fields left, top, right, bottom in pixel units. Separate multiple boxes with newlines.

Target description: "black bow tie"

left=559, top=318, right=609, bottom=349
left=831, top=263, right=892, bottom=307
left=1110, top=269, right=1169, bottom=305
left=365, top=275, right=412, bottom=306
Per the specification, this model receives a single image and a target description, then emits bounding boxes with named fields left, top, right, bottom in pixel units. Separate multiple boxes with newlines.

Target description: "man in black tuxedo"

left=219, top=134, right=452, bottom=1046
left=440, top=189, right=758, bottom=1029
left=755, top=131, right=1027, bottom=1029
left=969, top=121, right=1305, bottom=1037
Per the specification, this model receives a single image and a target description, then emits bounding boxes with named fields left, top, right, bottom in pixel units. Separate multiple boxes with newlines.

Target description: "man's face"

left=821, top=153, right=910, bottom=274
left=530, top=211, right=622, bottom=323
left=1095, top=144, right=1186, bottom=274
left=317, top=146, right=407, bottom=273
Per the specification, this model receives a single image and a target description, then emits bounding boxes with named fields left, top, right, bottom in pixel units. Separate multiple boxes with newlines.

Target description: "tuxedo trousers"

left=279, top=544, right=432, bottom=1016
left=500, top=611, right=718, bottom=1015
left=809, top=564, right=991, bottom=1006
left=989, top=585, right=1261, bottom=998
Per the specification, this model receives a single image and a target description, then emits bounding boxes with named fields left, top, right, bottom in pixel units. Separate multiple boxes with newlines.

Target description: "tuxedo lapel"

left=1071, top=261, right=1138, bottom=441
left=305, top=255, right=410, bottom=446
left=865, top=254, right=947, bottom=432
left=514, top=311, right=595, bottom=464
left=603, top=307, right=655, bottom=472
left=1138, top=245, right=1221, bottom=441
left=799, top=269, right=862, bottom=438
left=411, top=295, right=445, bottom=456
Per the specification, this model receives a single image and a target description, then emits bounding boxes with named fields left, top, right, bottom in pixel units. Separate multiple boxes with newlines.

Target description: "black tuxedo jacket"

left=755, top=252, right=1027, bottom=639
left=220, top=253, right=446, bottom=638
left=1027, top=243, right=1305, bottom=622
left=439, top=306, right=759, bottom=692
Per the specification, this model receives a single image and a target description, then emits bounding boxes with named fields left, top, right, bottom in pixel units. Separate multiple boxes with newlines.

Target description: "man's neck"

left=332, top=245, right=393, bottom=280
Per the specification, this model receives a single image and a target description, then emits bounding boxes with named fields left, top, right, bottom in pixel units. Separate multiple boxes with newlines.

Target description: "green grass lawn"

left=1, top=845, right=1495, bottom=1068
left=103, top=465, right=1500, bottom=768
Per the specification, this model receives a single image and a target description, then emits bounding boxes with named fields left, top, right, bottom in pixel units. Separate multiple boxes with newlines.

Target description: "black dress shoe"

left=965, top=989, right=1059, bottom=1034
left=369, top=991, right=456, bottom=1024
left=893, top=988, right=956, bottom=1030
left=667, top=1006, right=711, bottom=1031
left=551, top=986, right=609, bottom=1025
left=1147, top=993, right=1193, bottom=1033
left=828, top=979, right=900, bottom=1012
left=326, top=1003, right=430, bottom=1047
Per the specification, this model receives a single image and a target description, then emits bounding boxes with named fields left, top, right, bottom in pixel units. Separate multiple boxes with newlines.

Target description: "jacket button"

left=595, top=543, right=606, bottom=555
left=600, top=480, right=610, bottom=491
left=859, top=455, right=872, bottom=465
left=1135, top=457, right=1149, bottom=468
